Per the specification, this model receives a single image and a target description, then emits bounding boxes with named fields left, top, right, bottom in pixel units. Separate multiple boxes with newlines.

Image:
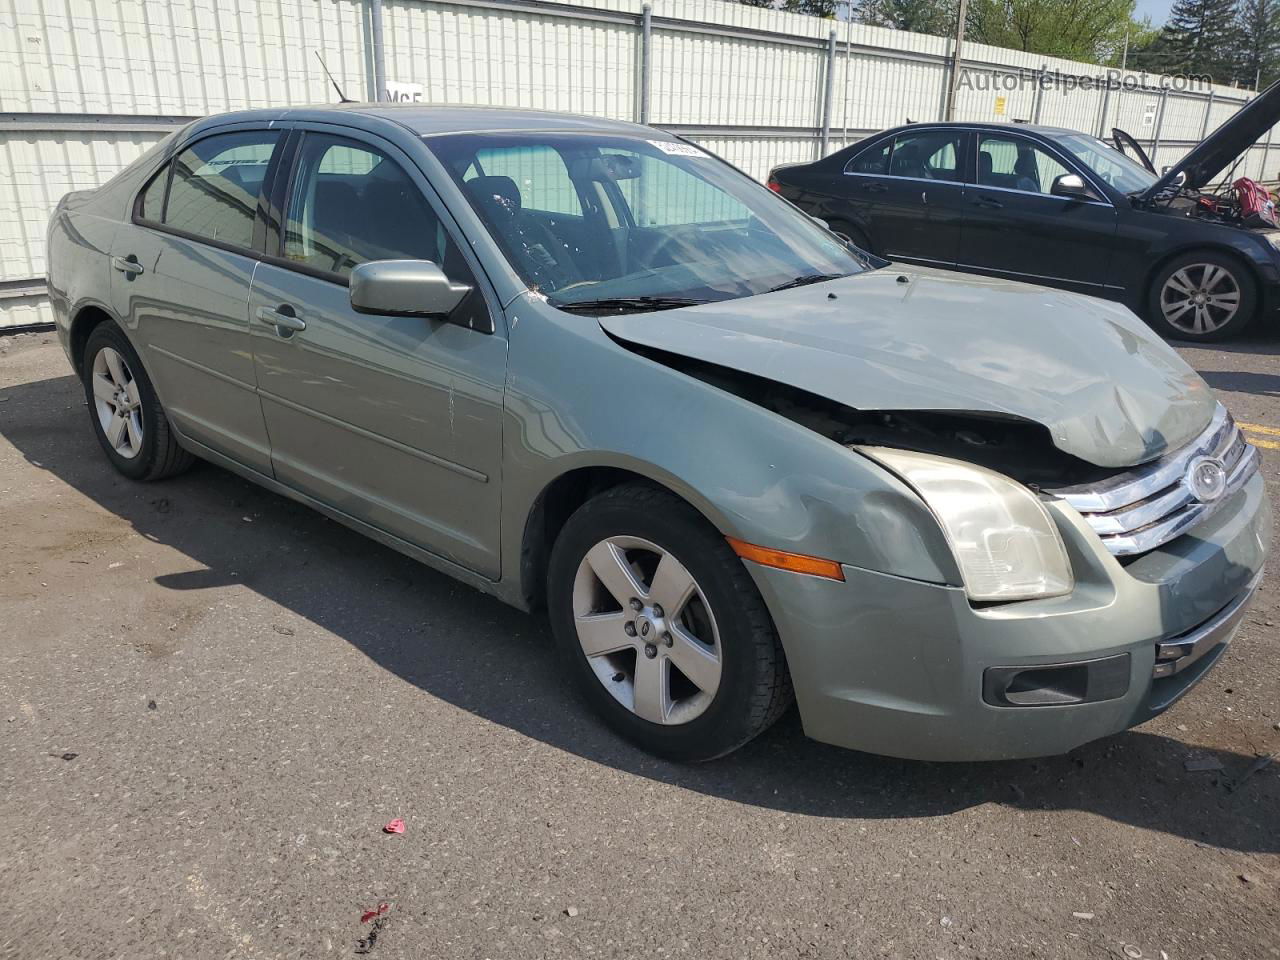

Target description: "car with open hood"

left=768, top=80, right=1280, bottom=342
left=46, top=104, right=1270, bottom=762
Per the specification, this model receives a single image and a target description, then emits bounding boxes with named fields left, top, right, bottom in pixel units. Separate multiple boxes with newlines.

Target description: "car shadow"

left=1197, top=369, right=1280, bottom=398
left=3, top=371, right=1276, bottom=853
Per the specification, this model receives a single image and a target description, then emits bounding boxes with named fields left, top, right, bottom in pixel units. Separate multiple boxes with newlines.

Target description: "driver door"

left=248, top=129, right=507, bottom=578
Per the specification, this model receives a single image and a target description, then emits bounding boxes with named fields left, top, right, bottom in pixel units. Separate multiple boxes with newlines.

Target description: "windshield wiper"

left=765, top=273, right=844, bottom=293
left=550, top=295, right=711, bottom=314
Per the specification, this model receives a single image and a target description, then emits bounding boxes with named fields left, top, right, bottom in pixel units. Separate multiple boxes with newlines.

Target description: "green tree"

left=737, top=0, right=777, bottom=7
left=1233, top=0, right=1280, bottom=88
left=853, top=0, right=956, bottom=34
left=966, top=0, right=1140, bottom=62
left=783, top=0, right=839, bottom=16
left=1149, top=0, right=1239, bottom=83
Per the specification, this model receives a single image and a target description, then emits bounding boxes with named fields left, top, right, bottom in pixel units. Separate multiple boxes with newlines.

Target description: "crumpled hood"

left=599, top=266, right=1216, bottom=469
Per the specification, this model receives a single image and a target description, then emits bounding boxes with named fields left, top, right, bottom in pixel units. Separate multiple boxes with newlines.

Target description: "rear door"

left=959, top=131, right=1120, bottom=295
left=110, top=127, right=284, bottom=474
left=840, top=128, right=966, bottom=267
left=247, top=127, right=507, bottom=578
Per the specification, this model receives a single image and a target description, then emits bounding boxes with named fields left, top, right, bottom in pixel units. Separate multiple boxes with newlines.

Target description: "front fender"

left=499, top=302, right=961, bottom=600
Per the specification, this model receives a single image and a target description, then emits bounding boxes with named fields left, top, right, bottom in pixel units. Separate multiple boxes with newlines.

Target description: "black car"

left=768, top=81, right=1280, bottom=342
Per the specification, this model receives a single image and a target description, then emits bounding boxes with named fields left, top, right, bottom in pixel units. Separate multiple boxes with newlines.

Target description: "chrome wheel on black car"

left=1148, top=251, right=1257, bottom=342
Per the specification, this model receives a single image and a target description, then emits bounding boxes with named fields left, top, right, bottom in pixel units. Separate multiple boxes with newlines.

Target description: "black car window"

left=284, top=134, right=464, bottom=281
left=846, top=140, right=891, bottom=175
left=888, top=131, right=961, bottom=181
left=977, top=134, right=1071, bottom=195
left=164, top=131, right=279, bottom=249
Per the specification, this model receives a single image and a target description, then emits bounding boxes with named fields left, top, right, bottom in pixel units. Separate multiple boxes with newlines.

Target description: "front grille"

left=1051, top=405, right=1260, bottom=557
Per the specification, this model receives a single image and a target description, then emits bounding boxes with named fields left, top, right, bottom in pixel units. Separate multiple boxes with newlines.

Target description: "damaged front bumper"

left=743, top=468, right=1271, bottom=762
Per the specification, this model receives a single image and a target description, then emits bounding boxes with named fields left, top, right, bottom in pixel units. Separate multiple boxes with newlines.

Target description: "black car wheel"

left=1147, top=251, right=1257, bottom=342
left=547, top=483, right=793, bottom=761
left=82, top=321, right=194, bottom=481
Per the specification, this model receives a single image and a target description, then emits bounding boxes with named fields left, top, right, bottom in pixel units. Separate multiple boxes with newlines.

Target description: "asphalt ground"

left=1, top=329, right=1277, bottom=960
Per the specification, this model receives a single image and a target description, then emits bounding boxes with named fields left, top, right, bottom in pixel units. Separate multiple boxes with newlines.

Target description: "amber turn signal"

left=725, top=537, right=845, bottom=581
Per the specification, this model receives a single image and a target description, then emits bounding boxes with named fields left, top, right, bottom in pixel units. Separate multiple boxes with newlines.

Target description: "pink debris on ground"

left=383, top=818, right=405, bottom=834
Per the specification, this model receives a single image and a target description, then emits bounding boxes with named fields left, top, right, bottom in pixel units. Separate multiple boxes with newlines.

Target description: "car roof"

left=865, top=121, right=1089, bottom=140
left=189, top=103, right=660, bottom=139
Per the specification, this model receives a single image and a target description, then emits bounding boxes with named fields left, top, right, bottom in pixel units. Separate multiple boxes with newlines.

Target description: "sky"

left=1133, top=0, right=1173, bottom=25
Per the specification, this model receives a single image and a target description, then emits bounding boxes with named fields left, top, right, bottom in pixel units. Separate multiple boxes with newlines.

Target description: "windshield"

left=1054, top=133, right=1159, bottom=194
left=426, top=132, right=868, bottom=312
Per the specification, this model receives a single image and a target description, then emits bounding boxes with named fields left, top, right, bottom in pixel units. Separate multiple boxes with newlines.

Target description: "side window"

left=978, top=135, right=1070, bottom=195
left=163, top=131, right=279, bottom=248
left=466, top=145, right=583, bottom=216
left=284, top=134, right=458, bottom=279
left=138, top=166, right=169, bottom=221
left=887, top=131, right=961, bottom=181
left=846, top=140, right=890, bottom=175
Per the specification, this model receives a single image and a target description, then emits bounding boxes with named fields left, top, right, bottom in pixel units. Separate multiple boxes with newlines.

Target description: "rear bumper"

left=750, top=469, right=1271, bottom=762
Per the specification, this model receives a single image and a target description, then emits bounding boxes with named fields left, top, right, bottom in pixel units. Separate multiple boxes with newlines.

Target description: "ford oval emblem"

left=1185, top=456, right=1227, bottom=503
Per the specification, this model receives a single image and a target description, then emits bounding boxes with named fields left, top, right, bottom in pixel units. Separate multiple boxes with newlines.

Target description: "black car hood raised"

left=1139, top=78, right=1280, bottom=202
left=599, top=267, right=1217, bottom=469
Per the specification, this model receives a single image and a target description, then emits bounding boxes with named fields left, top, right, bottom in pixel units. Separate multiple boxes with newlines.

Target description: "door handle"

left=972, top=196, right=1003, bottom=209
left=112, top=256, right=144, bottom=276
left=256, top=305, right=306, bottom=333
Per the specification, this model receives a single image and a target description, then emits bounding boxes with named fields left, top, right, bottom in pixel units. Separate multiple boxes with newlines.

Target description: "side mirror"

left=1050, top=173, right=1098, bottom=202
left=349, top=260, right=471, bottom=318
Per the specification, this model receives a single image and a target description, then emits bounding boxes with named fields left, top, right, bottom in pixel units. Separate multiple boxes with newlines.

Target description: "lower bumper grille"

left=1051, top=405, right=1260, bottom=557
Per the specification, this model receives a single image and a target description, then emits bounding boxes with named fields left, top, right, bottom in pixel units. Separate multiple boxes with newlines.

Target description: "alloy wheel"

left=1159, top=263, right=1241, bottom=336
left=571, top=535, right=722, bottom=725
left=91, top=346, right=144, bottom=459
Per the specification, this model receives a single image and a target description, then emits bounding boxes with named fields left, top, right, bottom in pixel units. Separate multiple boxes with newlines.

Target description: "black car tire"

left=82, top=321, right=194, bottom=481
left=1146, top=250, right=1257, bottom=342
left=547, top=482, right=794, bottom=762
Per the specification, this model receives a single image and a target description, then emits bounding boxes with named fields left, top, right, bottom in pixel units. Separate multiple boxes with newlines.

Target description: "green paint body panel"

left=44, top=104, right=1272, bottom=761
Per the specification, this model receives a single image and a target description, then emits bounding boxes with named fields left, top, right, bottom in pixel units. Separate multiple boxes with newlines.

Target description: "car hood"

left=598, top=267, right=1216, bottom=469
left=1138, top=78, right=1280, bottom=202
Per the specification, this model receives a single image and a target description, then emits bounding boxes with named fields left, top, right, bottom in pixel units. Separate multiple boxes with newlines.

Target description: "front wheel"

left=547, top=483, right=793, bottom=762
left=1146, top=251, right=1257, bottom=342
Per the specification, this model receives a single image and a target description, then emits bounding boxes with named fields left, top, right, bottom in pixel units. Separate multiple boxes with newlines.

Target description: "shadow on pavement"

left=4, top=371, right=1276, bottom=853
left=1198, top=369, right=1280, bottom=398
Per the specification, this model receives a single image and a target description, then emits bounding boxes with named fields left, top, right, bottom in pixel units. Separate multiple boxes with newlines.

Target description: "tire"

left=547, top=482, right=793, bottom=762
left=1146, top=250, right=1257, bottom=342
left=82, top=321, right=194, bottom=481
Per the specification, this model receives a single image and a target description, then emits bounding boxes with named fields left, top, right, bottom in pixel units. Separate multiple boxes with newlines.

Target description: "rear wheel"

left=1146, top=251, right=1257, bottom=342
left=82, top=321, right=193, bottom=481
left=547, top=483, right=793, bottom=761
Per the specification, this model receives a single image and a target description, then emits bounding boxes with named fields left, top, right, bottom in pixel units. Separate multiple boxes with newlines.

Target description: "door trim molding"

left=258, top=388, right=489, bottom=483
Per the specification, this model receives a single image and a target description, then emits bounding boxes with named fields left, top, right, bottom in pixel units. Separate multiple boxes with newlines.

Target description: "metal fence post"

left=819, top=29, right=836, bottom=158
left=1032, top=63, right=1046, bottom=123
left=1096, top=78, right=1112, bottom=137
left=370, top=0, right=387, bottom=102
left=1200, top=89, right=1215, bottom=137
left=1151, top=87, right=1168, bottom=167
left=639, top=4, right=652, bottom=125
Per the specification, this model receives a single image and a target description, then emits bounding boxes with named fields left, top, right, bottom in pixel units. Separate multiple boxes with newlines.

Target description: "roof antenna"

left=315, top=52, right=356, bottom=103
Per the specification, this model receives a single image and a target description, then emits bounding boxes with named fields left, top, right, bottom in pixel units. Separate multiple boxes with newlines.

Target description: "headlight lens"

left=857, top=446, right=1073, bottom=602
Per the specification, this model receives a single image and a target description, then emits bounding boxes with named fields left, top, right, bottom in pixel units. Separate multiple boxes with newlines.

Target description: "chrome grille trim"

left=1051, top=405, right=1260, bottom=557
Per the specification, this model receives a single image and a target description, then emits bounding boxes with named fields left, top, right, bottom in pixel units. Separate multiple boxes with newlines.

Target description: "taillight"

left=766, top=176, right=782, bottom=193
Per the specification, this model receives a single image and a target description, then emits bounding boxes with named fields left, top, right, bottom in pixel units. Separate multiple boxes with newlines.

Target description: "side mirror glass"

left=1050, top=173, right=1098, bottom=201
left=349, top=260, right=471, bottom=318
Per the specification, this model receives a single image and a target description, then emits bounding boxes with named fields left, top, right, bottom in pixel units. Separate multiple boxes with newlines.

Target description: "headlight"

left=856, top=446, right=1073, bottom=602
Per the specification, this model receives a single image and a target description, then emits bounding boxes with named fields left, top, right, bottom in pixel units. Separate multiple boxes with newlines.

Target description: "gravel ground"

left=1, top=330, right=1277, bottom=960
